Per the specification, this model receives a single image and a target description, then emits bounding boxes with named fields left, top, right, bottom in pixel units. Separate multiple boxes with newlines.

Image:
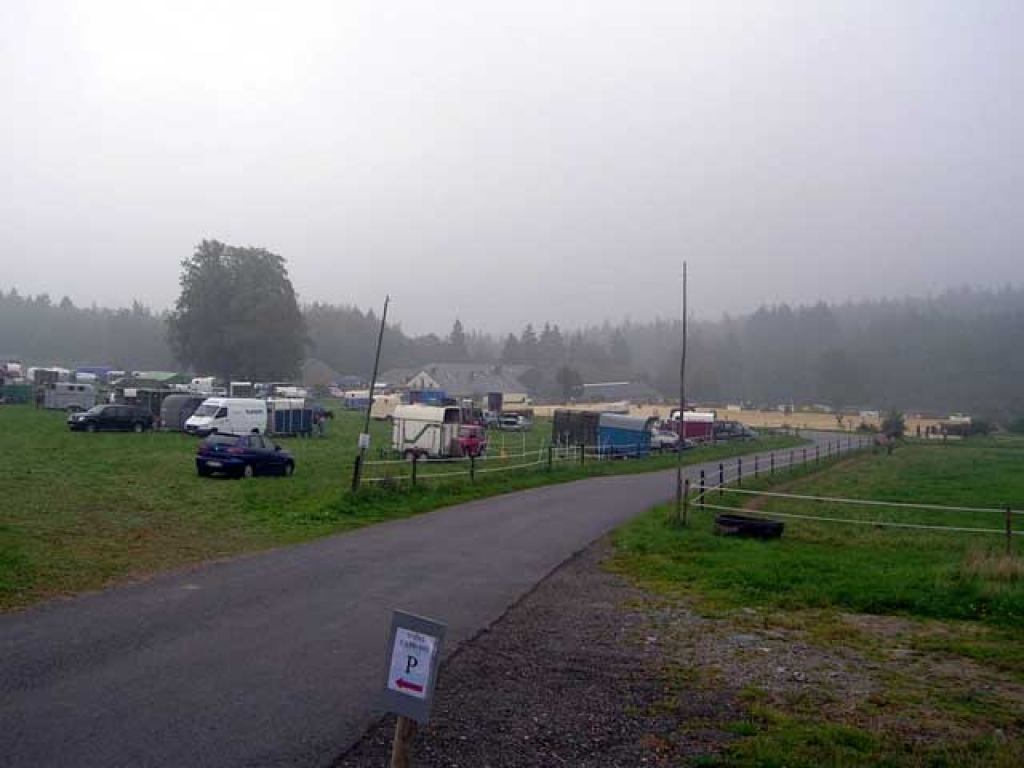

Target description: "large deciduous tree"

left=167, top=240, right=308, bottom=380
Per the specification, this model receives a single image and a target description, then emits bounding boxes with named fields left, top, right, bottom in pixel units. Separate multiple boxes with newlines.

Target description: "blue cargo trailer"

left=409, top=389, right=446, bottom=406
left=597, top=413, right=656, bottom=457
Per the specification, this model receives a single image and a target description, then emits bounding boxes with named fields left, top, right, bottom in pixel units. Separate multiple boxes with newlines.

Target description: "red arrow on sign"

left=395, top=678, right=424, bottom=693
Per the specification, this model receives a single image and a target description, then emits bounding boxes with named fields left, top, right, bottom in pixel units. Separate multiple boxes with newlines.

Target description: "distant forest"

left=2, top=285, right=1023, bottom=420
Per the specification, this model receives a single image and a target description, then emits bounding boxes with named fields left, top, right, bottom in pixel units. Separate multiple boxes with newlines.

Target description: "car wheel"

left=242, top=464, right=255, bottom=479
left=133, top=422, right=144, bottom=433
left=283, top=462, right=295, bottom=477
left=404, top=450, right=416, bottom=462
left=86, top=423, right=97, bottom=433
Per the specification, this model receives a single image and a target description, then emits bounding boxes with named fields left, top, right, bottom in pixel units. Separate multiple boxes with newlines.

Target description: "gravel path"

left=336, top=540, right=745, bottom=767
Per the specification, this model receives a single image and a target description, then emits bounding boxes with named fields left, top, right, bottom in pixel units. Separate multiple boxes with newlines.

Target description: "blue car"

left=196, top=433, right=295, bottom=478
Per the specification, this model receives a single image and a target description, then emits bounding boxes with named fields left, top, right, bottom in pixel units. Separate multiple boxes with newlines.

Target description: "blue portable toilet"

left=597, top=413, right=656, bottom=457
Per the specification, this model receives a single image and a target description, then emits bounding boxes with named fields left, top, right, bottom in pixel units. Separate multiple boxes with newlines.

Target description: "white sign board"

left=358, top=432, right=371, bottom=450
left=387, top=627, right=437, bottom=700
left=381, top=611, right=446, bottom=723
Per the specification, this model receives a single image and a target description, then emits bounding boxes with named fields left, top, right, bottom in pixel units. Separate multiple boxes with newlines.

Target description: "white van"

left=391, top=404, right=462, bottom=459
left=185, top=398, right=268, bottom=436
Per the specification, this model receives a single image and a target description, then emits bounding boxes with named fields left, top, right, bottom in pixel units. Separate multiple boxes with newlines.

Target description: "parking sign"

left=381, top=611, right=446, bottom=723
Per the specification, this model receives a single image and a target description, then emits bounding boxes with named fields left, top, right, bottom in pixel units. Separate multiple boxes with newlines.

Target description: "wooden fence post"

left=390, top=716, right=418, bottom=768
left=683, top=478, right=690, bottom=526
left=699, top=470, right=705, bottom=510
left=411, top=455, right=418, bottom=487
left=719, top=462, right=724, bottom=497
left=737, top=457, right=742, bottom=487
left=470, top=454, right=476, bottom=483
left=1007, top=508, right=1013, bottom=557
left=547, top=444, right=553, bottom=472
left=770, top=452, right=775, bottom=475
left=754, top=455, right=759, bottom=478
left=579, top=443, right=585, bottom=466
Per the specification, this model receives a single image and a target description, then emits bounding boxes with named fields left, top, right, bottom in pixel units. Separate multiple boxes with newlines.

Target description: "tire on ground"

left=714, top=513, right=785, bottom=540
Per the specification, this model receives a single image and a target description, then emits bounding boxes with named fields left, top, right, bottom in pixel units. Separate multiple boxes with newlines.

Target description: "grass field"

left=614, top=438, right=1024, bottom=766
left=616, top=438, right=1024, bottom=626
left=0, top=404, right=800, bottom=612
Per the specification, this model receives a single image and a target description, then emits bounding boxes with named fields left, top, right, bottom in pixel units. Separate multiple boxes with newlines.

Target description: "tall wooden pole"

left=352, top=295, right=390, bottom=492
left=675, top=262, right=688, bottom=523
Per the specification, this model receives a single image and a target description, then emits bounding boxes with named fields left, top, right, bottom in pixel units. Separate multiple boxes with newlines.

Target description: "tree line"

left=3, top=242, right=1023, bottom=422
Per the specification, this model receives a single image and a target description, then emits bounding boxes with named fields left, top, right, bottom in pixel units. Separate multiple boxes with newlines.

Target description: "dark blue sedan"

left=196, top=433, right=295, bottom=478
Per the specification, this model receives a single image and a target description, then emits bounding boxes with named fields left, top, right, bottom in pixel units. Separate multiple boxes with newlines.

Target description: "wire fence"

left=358, top=429, right=872, bottom=493
left=685, top=438, right=1022, bottom=548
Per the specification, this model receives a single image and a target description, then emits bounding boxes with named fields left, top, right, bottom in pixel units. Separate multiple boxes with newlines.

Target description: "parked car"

left=68, top=404, right=154, bottom=433
left=458, top=424, right=488, bottom=457
left=651, top=428, right=681, bottom=451
left=498, top=413, right=533, bottom=431
left=195, top=433, right=295, bottom=478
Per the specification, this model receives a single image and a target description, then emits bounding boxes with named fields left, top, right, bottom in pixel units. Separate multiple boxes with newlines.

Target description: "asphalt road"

left=1, top=432, right=844, bottom=768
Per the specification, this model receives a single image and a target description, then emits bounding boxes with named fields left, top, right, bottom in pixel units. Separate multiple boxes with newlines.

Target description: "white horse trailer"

left=391, top=404, right=462, bottom=459
left=43, top=381, right=96, bottom=411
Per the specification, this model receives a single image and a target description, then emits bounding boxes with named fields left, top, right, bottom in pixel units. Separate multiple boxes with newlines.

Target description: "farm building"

left=380, top=363, right=530, bottom=402
left=579, top=380, right=662, bottom=403
left=301, top=358, right=342, bottom=390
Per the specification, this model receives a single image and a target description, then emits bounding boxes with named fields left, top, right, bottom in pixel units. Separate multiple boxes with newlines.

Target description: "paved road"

left=2, top=433, right=847, bottom=767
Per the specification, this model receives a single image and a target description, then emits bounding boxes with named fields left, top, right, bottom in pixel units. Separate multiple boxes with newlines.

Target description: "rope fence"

left=682, top=438, right=1020, bottom=549
left=698, top=501, right=1024, bottom=536
left=360, top=431, right=875, bottom=495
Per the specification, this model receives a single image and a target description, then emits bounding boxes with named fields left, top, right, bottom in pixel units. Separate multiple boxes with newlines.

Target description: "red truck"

left=457, top=424, right=488, bottom=457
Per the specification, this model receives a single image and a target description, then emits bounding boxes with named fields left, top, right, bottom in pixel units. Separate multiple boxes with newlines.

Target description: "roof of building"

left=380, top=362, right=528, bottom=397
left=580, top=380, right=662, bottom=403
left=301, top=358, right=343, bottom=388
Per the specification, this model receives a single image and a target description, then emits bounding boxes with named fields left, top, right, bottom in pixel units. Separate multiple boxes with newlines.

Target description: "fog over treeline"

left=3, top=285, right=1022, bottom=420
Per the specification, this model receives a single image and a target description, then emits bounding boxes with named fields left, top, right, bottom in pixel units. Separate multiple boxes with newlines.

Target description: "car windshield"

left=203, top=434, right=239, bottom=447
left=193, top=403, right=219, bottom=417
left=85, top=405, right=106, bottom=415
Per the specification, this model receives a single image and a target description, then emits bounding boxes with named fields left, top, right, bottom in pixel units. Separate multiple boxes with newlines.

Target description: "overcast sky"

left=2, top=1, right=1022, bottom=335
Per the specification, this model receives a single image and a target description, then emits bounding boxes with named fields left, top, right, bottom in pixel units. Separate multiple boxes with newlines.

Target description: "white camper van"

left=185, top=398, right=268, bottom=436
left=391, top=404, right=462, bottom=459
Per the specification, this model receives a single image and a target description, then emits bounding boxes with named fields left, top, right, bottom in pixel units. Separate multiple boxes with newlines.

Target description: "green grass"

left=0, top=404, right=800, bottom=611
left=612, top=438, right=1024, bottom=767
left=703, top=703, right=1024, bottom=768
left=615, top=438, right=1024, bottom=627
